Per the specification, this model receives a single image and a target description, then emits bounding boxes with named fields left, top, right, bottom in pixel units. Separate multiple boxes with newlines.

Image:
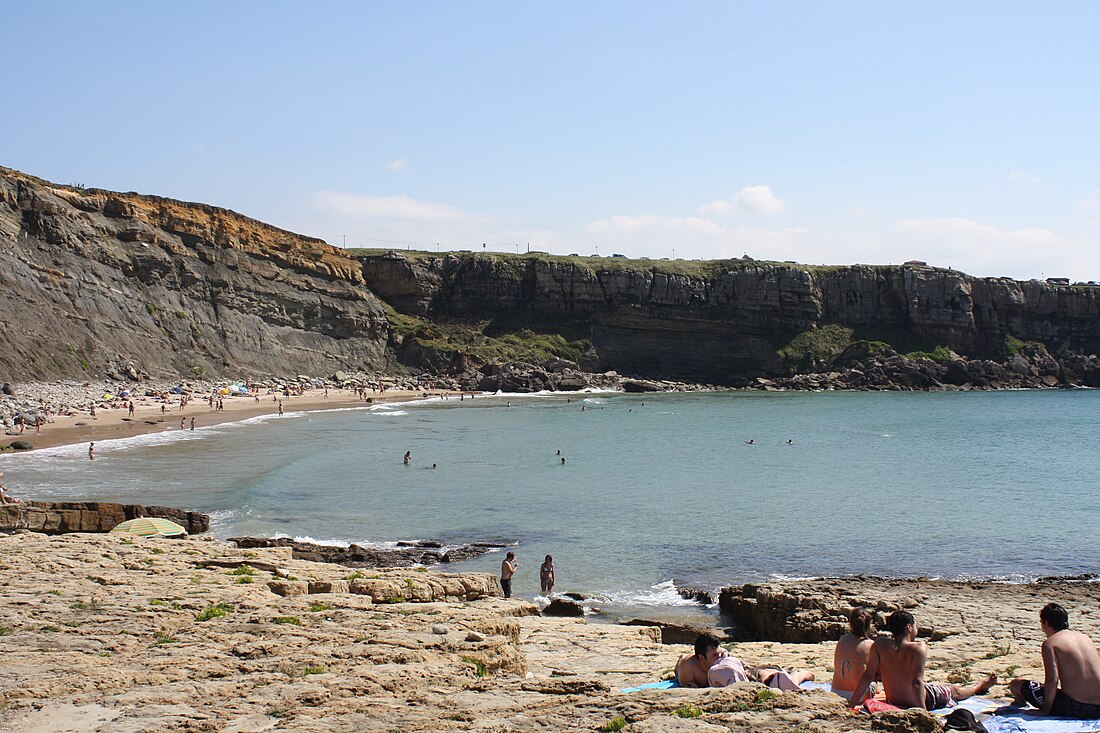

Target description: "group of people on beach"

left=674, top=603, right=1100, bottom=719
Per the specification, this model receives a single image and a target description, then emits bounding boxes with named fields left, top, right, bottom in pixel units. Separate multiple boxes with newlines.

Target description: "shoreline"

left=0, top=385, right=472, bottom=453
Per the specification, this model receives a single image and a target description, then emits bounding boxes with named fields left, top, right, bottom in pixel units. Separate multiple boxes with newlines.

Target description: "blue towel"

left=619, top=679, right=680, bottom=693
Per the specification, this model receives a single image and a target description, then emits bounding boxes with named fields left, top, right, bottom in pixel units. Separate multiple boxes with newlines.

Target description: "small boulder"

left=7, top=440, right=33, bottom=451
left=1, top=383, right=13, bottom=396
left=543, top=598, right=585, bottom=617
left=267, top=581, right=309, bottom=597
left=464, top=631, right=486, bottom=642
left=307, top=580, right=349, bottom=594
left=432, top=624, right=450, bottom=635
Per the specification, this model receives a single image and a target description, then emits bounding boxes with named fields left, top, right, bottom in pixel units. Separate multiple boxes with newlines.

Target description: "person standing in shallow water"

left=403, top=451, right=411, bottom=465
left=500, top=551, right=518, bottom=598
left=540, top=555, right=555, bottom=593
left=88, top=442, right=95, bottom=461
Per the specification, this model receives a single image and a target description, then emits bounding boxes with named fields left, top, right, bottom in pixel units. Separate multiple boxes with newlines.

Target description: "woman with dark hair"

left=539, top=555, right=555, bottom=593
left=832, top=607, right=876, bottom=698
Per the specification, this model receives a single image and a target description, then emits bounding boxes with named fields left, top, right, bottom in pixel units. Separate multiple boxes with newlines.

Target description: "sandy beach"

left=2, top=385, right=470, bottom=453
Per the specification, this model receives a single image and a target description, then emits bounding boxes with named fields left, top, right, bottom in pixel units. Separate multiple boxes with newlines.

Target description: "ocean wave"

left=587, top=580, right=699, bottom=609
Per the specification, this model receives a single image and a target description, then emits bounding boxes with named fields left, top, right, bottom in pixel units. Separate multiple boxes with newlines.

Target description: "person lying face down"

left=1009, top=603, right=1100, bottom=719
left=676, top=634, right=727, bottom=687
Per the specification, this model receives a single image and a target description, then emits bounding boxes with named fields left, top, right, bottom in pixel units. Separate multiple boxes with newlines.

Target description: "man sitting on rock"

left=850, top=610, right=996, bottom=710
left=1009, top=603, right=1100, bottom=718
left=676, top=633, right=727, bottom=687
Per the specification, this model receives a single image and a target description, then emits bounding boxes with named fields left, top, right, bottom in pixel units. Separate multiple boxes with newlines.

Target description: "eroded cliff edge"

left=0, top=167, right=391, bottom=381
left=358, top=249, right=1100, bottom=384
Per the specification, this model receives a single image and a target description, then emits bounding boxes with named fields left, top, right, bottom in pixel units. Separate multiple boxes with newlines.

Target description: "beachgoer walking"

left=190, top=417, right=196, bottom=431
left=403, top=451, right=411, bottom=465
left=1009, top=603, right=1100, bottom=718
left=278, top=401, right=284, bottom=416
left=832, top=607, right=876, bottom=699
left=128, top=401, right=135, bottom=417
left=539, top=555, right=555, bottom=593
left=88, top=442, right=95, bottom=461
left=90, top=402, right=97, bottom=419
left=180, top=417, right=186, bottom=429
left=500, top=552, right=518, bottom=599
left=850, top=610, right=996, bottom=709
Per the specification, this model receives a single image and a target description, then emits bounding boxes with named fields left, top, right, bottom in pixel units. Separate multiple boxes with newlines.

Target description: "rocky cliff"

left=358, top=250, right=1100, bottom=383
left=4, top=164, right=1100, bottom=387
left=0, top=167, right=391, bottom=381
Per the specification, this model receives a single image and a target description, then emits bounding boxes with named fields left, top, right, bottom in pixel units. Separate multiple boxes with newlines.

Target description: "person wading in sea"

left=500, top=552, right=518, bottom=598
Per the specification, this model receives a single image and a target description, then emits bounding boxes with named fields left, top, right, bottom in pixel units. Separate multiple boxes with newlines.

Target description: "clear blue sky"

left=4, top=2, right=1099, bottom=279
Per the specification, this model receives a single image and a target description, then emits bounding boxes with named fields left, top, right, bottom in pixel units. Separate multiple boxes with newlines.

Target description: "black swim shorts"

left=1020, top=680, right=1100, bottom=719
left=501, top=578, right=512, bottom=598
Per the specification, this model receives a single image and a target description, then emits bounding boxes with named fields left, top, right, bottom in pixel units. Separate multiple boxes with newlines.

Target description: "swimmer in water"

left=403, top=451, right=411, bottom=465
left=561, top=457, right=566, bottom=465
left=787, top=439, right=793, bottom=445
left=745, top=439, right=755, bottom=445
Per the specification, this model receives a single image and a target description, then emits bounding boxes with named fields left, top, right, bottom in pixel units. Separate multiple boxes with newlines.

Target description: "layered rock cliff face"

left=0, top=168, right=391, bottom=381
left=358, top=251, right=1100, bottom=382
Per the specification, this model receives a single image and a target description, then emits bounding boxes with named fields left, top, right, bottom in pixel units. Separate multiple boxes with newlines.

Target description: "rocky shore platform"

left=3, top=532, right=1097, bottom=732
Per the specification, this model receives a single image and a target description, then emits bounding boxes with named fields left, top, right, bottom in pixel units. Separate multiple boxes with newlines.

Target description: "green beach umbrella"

left=109, top=517, right=187, bottom=537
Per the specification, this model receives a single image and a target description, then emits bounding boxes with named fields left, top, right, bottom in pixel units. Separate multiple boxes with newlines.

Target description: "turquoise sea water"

left=4, top=390, right=1100, bottom=616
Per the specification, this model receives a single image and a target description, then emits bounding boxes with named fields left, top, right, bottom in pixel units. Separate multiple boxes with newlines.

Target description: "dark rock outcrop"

left=229, top=536, right=503, bottom=568
left=360, top=251, right=1100, bottom=385
left=0, top=501, right=209, bottom=535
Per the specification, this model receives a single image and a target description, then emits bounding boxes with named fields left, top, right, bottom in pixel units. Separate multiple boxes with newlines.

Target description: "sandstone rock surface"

left=0, top=500, right=209, bottom=534
left=4, top=533, right=1092, bottom=732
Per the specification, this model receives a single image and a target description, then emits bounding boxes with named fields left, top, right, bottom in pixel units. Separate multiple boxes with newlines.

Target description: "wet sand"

left=8, top=387, right=470, bottom=452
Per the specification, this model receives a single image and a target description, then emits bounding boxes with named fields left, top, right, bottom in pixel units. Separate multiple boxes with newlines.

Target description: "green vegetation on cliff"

left=384, top=305, right=592, bottom=366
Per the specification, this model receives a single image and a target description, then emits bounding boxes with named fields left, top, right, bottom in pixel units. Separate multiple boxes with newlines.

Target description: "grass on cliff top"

left=348, top=247, right=861, bottom=279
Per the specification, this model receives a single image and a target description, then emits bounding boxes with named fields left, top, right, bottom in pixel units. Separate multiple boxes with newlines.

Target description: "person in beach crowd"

left=190, top=417, right=196, bottom=431
left=540, top=555, right=555, bottom=593
left=403, top=451, right=411, bottom=465
left=500, top=551, right=518, bottom=599
left=832, top=607, right=877, bottom=700
left=128, top=401, right=135, bottom=417
left=746, top=665, right=816, bottom=690
left=180, top=417, right=186, bottom=429
left=1009, top=603, right=1100, bottom=718
left=90, top=402, right=97, bottom=419
left=161, top=402, right=166, bottom=415
left=849, top=610, right=996, bottom=710
left=88, top=442, right=95, bottom=461
left=677, top=633, right=729, bottom=687
left=278, top=401, right=284, bottom=416
left=0, top=471, right=20, bottom=504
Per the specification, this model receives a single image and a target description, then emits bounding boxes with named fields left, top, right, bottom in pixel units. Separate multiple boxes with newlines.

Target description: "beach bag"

left=943, top=708, right=987, bottom=732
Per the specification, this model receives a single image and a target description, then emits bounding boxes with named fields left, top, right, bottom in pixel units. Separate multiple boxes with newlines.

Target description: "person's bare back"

left=833, top=633, right=875, bottom=692
left=832, top=608, right=876, bottom=693
left=851, top=610, right=995, bottom=710
left=1046, top=629, right=1100, bottom=705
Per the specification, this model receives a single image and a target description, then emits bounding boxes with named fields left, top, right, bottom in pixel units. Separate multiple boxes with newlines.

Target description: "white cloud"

left=894, top=217, right=1088, bottom=279
left=734, top=184, right=786, bottom=216
left=699, top=199, right=731, bottom=215
left=1078, top=190, right=1100, bottom=211
left=1010, top=169, right=1042, bottom=184
left=310, top=191, right=470, bottom=222
left=385, top=158, right=408, bottom=172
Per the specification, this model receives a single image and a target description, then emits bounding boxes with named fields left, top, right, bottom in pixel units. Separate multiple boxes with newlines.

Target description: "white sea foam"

left=592, top=580, right=698, bottom=608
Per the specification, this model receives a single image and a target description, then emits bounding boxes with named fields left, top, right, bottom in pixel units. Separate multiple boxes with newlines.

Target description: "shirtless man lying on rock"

left=1009, top=603, right=1100, bottom=719
left=676, top=633, right=814, bottom=690
left=850, top=610, right=996, bottom=710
